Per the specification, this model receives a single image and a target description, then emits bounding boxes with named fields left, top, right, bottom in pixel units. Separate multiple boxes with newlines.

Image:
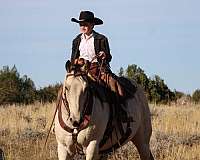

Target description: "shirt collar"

left=81, top=32, right=94, bottom=40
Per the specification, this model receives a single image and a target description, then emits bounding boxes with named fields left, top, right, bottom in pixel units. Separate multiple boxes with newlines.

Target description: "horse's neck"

left=91, top=96, right=110, bottom=125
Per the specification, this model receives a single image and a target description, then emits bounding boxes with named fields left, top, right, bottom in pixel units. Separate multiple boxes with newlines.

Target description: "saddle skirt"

left=88, top=76, right=137, bottom=154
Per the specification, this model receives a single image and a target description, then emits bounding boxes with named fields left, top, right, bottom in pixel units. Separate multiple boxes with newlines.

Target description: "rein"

left=43, top=82, right=93, bottom=154
left=43, top=58, right=104, bottom=153
left=59, top=73, right=94, bottom=153
left=60, top=84, right=93, bottom=132
left=43, top=87, right=64, bottom=152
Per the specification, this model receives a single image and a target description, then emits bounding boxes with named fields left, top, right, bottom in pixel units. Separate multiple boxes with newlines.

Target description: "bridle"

left=44, top=58, right=103, bottom=152
left=58, top=57, right=106, bottom=133
left=55, top=71, right=93, bottom=153
left=60, top=72, right=93, bottom=131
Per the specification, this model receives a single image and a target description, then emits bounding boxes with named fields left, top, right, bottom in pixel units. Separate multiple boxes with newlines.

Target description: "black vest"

left=71, top=31, right=112, bottom=64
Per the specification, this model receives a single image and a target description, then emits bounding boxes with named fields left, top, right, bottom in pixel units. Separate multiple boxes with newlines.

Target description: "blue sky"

left=0, top=0, right=200, bottom=94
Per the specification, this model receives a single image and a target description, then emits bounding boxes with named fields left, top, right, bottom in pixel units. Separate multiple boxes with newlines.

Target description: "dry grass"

left=150, top=104, right=200, bottom=160
left=0, top=103, right=57, bottom=160
left=0, top=103, right=200, bottom=160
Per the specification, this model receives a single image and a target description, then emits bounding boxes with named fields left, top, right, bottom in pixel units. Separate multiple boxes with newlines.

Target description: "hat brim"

left=71, top=17, right=103, bottom=25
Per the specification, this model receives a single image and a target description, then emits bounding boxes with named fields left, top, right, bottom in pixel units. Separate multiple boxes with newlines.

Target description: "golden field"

left=0, top=103, right=200, bottom=160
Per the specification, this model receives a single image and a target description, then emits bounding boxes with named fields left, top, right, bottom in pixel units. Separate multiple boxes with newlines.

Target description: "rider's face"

left=79, top=22, right=94, bottom=35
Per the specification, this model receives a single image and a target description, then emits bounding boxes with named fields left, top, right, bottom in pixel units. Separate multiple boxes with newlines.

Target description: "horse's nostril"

left=69, top=117, right=80, bottom=127
left=73, top=121, right=80, bottom=127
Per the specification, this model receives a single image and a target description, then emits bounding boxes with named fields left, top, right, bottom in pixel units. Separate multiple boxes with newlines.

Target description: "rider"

left=70, top=10, right=124, bottom=97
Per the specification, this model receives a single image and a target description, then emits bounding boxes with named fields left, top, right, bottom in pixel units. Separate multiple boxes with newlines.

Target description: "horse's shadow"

left=0, top=148, right=5, bottom=160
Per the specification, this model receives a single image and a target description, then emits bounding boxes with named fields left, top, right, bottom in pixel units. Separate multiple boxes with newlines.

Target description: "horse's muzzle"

left=70, top=117, right=81, bottom=128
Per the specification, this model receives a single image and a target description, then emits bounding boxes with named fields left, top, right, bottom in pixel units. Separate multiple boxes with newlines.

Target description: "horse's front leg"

left=57, top=141, right=75, bottom=160
left=86, top=140, right=100, bottom=160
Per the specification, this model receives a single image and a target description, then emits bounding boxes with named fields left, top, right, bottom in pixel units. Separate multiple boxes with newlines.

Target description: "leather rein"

left=43, top=77, right=92, bottom=154
left=58, top=73, right=93, bottom=135
left=59, top=58, right=104, bottom=134
left=43, top=59, right=102, bottom=152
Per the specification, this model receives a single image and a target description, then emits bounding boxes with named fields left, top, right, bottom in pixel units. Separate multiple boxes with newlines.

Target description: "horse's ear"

left=65, top=60, right=71, bottom=72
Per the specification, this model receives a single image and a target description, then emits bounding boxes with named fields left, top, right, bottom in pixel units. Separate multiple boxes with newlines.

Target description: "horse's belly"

left=99, top=119, right=139, bottom=154
left=99, top=99, right=142, bottom=154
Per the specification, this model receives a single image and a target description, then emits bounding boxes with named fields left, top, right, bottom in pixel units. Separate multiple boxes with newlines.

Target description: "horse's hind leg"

left=131, top=128, right=154, bottom=160
left=131, top=138, right=154, bottom=160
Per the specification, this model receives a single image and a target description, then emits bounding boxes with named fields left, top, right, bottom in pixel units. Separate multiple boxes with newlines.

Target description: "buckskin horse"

left=54, top=61, right=154, bottom=160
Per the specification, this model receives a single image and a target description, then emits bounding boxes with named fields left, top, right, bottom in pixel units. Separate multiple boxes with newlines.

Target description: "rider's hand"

left=98, top=51, right=106, bottom=60
left=74, top=58, right=85, bottom=66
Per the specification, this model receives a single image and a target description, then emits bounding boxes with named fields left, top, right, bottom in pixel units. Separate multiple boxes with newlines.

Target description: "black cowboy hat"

left=71, top=11, right=103, bottom=25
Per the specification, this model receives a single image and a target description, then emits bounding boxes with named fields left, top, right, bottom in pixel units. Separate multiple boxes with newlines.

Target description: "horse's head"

left=64, top=60, right=91, bottom=128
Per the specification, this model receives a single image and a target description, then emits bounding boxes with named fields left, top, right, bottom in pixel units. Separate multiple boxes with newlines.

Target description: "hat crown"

left=71, top=11, right=103, bottom=25
left=79, top=11, right=94, bottom=21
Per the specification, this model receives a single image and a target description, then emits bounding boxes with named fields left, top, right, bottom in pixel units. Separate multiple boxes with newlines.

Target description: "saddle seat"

left=89, top=76, right=137, bottom=102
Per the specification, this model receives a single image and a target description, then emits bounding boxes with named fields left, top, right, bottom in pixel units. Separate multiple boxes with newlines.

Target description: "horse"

left=54, top=61, right=154, bottom=160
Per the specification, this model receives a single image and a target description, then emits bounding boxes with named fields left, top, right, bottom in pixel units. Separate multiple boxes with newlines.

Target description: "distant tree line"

left=192, top=89, right=200, bottom=104
left=0, top=66, right=61, bottom=105
left=0, top=65, right=200, bottom=105
left=118, top=64, right=200, bottom=105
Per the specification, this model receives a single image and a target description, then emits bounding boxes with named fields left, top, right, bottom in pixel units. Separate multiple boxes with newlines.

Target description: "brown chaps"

left=89, top=63, right=124, bottom=97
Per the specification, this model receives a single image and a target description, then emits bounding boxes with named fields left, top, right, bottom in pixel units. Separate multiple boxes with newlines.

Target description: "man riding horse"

left=53, top=11, right=154, bottom=160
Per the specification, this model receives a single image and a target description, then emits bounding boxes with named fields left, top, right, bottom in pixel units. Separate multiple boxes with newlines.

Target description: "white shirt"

left=79, top=33, right=97, bottom=62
